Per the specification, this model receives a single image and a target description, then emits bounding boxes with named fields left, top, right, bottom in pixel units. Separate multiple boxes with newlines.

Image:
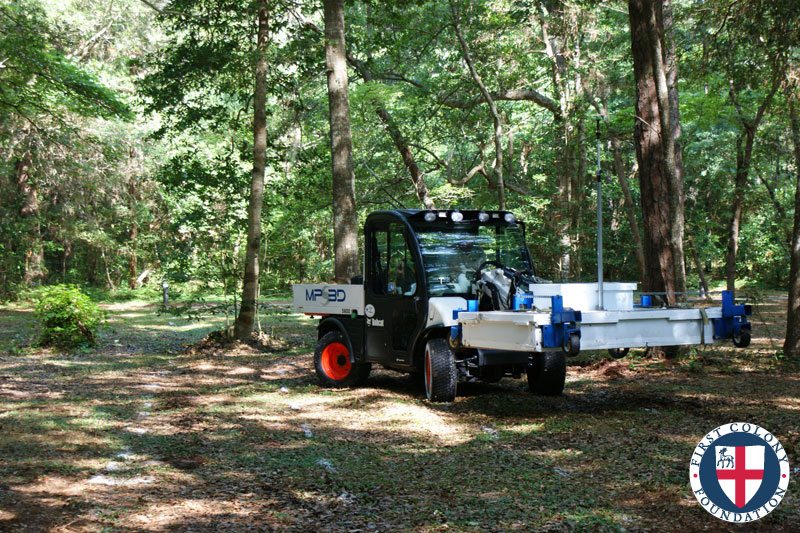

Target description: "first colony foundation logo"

left=690, top=422, right=790, bottom=523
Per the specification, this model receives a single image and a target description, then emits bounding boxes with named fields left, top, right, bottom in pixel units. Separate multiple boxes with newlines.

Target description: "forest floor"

left=0, top=294, right=798, bottom=531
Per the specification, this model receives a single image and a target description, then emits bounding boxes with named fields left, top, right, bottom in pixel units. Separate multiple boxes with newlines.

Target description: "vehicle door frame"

left=363, top=212, right=428, bottom=368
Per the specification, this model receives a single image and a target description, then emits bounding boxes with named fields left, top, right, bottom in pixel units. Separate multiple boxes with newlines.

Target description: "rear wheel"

left=527, top=352, right=566, bottom=396
left=608, top=347, right=630, bottom=359
left=314, top=331, right=371, bottom=388
left=733, top=330, right=751, bottom=348
left=424, top=338, right=457, bottom=402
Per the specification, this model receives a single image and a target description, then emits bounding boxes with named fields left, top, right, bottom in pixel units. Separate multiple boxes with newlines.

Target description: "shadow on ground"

left=0, top=297, right=797, bottom=531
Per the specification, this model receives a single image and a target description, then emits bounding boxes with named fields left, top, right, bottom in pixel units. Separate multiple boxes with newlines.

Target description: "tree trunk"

left=15, top=152, right=46, bottom=284
left=62, top=240, right=72, bottom=280
left=324, top=0, right=359, bottom=283
left=593, top=92, right=647, bottom=283
left=452, top=8, right=505, bottom=210
left=784, top=85, right=800, bottom=358
left=128, top=178, right=138, bottom=290
left=725, top=77, right=781, bottom=292
left=612, top=139, right=647, bottom=283
left=541, top=12, right=573, bottom=281
left=725, top=133, right=753, bottom=292
left=688, top=234, right=710, bottom=300
left=347, top=56, right=435, bottom=209
left=128, top=223, right=138, bottom=289
left=235, top=0, right=269, bottom=340
left=648, top=0, right=682, bottom=299
left=101, top=248, right=116, bottom=290
left=574, top=115, right=588, bottom=278
left=629, top=0, right=676, bottom=307
left=662, top=0, right=687, bottom=296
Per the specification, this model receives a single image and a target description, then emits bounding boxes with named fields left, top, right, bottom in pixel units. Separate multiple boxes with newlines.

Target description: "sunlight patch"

left=87, top=474, right=154, bottom=487
left=227, top=366, right=257, bottom=375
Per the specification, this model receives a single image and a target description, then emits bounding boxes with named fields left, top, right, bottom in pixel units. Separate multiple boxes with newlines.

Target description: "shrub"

left=35, top=285, right=105, bottom=349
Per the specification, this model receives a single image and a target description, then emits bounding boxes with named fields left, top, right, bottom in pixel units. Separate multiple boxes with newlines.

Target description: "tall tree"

left=724, top=77, right=781, bottom=291
left=234, top=0, right=269, bottom=339
left=662, top=0, right=687, bottom=296
left=784, top=78, right=800, bottom=358
left=628, top=0, right=683, bottom=306
left=701, top=0, right=794, bottom=292
left=345, top=54, right=436, bottom=210
left=324, top=0, right=359, bottom=283
left=452, top=3, right=505, bottom=210
left=1, top=0, right=130, bottom=288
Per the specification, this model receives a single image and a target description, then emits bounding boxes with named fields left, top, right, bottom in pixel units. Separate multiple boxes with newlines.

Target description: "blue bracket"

left=449, top=325, right=462, bottom=348
left=452, top=299, right=479, bottom=320
left=541, top=295, right=582, bottom=349
left=711, top=290, right=752, bottom=340
left=513, top=293, right=534, bottom=310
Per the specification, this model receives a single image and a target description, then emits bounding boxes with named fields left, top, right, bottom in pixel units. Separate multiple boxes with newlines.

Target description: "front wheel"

left=314, top=331, right=371, bottom=388
left=527, top=352, right=566, bottom=396
left=424, top=338, right=457, bottom=402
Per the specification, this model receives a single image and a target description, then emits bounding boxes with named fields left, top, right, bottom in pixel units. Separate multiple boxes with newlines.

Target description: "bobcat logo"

left=716, top=447, right=734, bottom=469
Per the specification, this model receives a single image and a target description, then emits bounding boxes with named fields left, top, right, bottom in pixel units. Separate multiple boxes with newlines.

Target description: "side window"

left=387, top=225, right=417, bottom=296
left=369, top=224, right=417, bottom=296
left=478, top=226, right=496, bottom=262
left=370, top=228, right=389, bottom=295
left=497, top=226, right=531, bottom=270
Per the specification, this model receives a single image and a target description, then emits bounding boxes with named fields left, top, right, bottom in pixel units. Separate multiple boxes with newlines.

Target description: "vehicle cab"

left=303, top=209, right=539, bottom=401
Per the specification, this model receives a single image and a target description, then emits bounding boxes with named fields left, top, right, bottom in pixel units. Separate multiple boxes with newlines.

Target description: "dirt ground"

left=0, top=295, right=798, bottom=531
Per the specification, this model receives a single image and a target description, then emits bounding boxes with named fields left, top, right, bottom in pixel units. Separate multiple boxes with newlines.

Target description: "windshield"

left=415, top=224, right=531, bottom=296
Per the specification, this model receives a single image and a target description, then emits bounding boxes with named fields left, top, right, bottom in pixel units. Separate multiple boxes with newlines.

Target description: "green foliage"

left=0, top=0, right=131, bottom=124
left=34, top=284, right=105, bottom=349
left=0, top=0, right=798, bottom=303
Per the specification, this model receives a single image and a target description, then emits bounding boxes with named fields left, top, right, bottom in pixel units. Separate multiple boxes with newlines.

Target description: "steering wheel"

left=472, top=260, right=505, bottom=284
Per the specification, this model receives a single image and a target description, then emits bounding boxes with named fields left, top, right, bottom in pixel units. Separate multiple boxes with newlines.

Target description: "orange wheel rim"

left=425, top=349, right=432, bottom=396
left=321, top=342, right=351, bottom=381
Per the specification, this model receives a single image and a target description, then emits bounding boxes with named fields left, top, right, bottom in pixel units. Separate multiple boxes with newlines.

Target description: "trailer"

left=292, top=209, right=751, bottom=402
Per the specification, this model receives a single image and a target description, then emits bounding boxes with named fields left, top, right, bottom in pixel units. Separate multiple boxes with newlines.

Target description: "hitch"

left=541, top=295, right=582, bottom=355
left=711, top=290, right=752, bottom=347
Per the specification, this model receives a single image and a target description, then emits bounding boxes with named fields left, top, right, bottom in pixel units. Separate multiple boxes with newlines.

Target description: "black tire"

left=424, top=338, right=457, bottom=402
left=608, top=347, right=630, bottom=359
left=563, top=332, right=580, bottom=355
left=527, top=352, right=566, bottom=396
left=314, top=331, right=371, bottom=388
left=733, top=330, right=751, bottom=348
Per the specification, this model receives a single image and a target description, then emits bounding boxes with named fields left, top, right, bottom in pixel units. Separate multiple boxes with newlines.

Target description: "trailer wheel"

left=424, top=338, right=457, bottom=402
left=314, top=331, right=371, bottom=388
left=608, top=347, right=630, bottom=359
left=733, top=330, right=751, bottom=348
left=527, top=352, right=566, bottom=396
left=563, top=333, right=580, bottom=356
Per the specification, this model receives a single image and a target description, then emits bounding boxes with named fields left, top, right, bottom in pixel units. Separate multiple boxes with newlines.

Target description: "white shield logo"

left=715, top=445, right=765, bottom=508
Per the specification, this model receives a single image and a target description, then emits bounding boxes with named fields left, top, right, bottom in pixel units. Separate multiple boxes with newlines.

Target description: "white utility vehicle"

left=293, top=209, right=751, bottom=402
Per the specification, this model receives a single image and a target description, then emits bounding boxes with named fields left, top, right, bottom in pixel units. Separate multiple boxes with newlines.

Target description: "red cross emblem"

left=716, top=446, right=765, bottom=508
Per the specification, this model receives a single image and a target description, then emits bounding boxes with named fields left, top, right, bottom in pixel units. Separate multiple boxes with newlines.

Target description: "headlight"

left=504, top=213, right=516, bottom=223
left=478, top=211, right=490, bottom=222
left=450, top=211, right=464, bottom=222
left=424, top=211, right=437, bottom=222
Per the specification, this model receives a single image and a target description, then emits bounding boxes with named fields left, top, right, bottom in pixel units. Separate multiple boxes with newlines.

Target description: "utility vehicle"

left=292, top=209, right=751, bottom=402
